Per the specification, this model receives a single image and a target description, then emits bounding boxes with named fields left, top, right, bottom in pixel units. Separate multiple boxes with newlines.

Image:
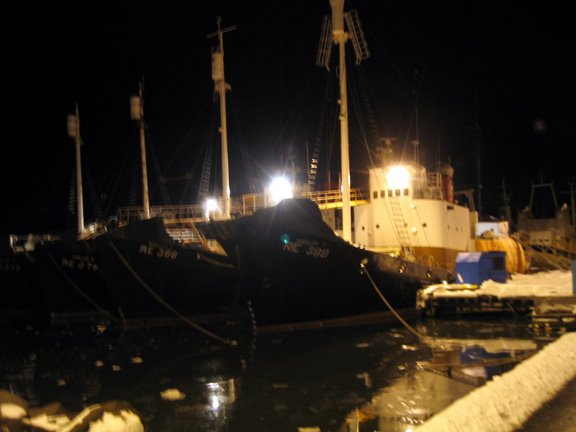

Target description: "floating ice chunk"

left=0, top=403, right=27, bottom=419
left=160, top=388, right=186, bottom=401
left=88, top=410, right=144, bottom=432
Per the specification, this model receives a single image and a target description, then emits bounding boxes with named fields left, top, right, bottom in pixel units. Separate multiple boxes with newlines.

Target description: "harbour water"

left=0, top=315, right=562, bottom=431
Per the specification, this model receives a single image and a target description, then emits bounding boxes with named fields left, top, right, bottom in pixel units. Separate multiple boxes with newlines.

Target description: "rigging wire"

left=361, top=24, right=413, bottom=90
left=178, top=109, right=218, bottom=204
left=309, top=70, right=337, bottom=188
left=160, top=105, right=217, bottom=205
left=400, top=68, right=429, bottom=162
left=128, top=164, right=138, bottom=207
left=29, top=160, right=68, bottom=232
left=348, top=62, right=375, bottom=169
left=319, top=71, right=339, bottom=187
left=164, top=99, right=212, bottom=176
left=80, top=146, right=105, bottom=222
left=411, top=198, right=433, bottom=251
left=229, top=93, right=260, bottom=193
left=356, top=63, right=385, bottom=167
left=256, top=68, right=326, bottom=180
left=272, top=70, right=322, bottom=153
left=146, top=126, right=172, bottom=206
left=99, top=139, right=132, bottom=218
left=197, top=131, right=214, bottom=200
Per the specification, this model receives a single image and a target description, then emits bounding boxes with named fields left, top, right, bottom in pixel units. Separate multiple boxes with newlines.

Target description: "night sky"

left=4, top=0, right=575, bottom=234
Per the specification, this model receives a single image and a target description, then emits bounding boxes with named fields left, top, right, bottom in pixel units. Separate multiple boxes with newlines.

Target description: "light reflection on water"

left=0, top=317, right=552, bottom=431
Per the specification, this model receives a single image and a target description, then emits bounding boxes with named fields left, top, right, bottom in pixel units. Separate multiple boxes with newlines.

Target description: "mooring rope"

left=46, top=251, right=122, bottom=324
left=360, top=261, right=541, bottom=370
left=360, top=260, right=432, bottom=343
left=109, top=242, right=236, bottom=346
left=360, top=262, right=532, bottom=366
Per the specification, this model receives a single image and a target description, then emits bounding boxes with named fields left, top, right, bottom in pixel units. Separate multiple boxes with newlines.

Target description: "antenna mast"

left=67, top=103, right=85, bottom=237
left=317, top=0, right=369, bottom=242
left=208, top=17, right=236, bottom=219
left=130, top=80, right=150, bottom=219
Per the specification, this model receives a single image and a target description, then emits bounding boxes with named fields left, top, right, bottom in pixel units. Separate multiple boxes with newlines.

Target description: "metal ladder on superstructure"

left=388, top=196, right=414, bottom=259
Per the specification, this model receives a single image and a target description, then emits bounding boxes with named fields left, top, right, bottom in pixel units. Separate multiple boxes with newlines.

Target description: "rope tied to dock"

left=360, top=259, right=433, bottom=344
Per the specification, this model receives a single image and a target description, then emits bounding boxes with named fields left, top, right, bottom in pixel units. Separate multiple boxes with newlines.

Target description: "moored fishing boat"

left=29, top=78, right=247, bottom=334
left=33, top=228, right=120, bottom=324
left=352, top=160, right=474, bottom=272
left=90, top=26, right=250, bottom=333
left=94, top=215, right=242, bottom=326
left=198, top=0, right=456, bottom=329
left=2, top=105, right=116, bottom=326
left=201, top=198, right=451, bottom=329
left=515, top=180, right=576, bottom=270
left=32, top=105, right=119, bottom=324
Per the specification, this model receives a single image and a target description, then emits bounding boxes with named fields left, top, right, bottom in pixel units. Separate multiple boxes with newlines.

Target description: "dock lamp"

left=268, top=176, right=294, bottom=205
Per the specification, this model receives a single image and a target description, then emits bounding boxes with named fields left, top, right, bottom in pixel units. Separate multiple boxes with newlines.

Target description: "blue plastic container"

left=455, top=251, right=508, bottom=285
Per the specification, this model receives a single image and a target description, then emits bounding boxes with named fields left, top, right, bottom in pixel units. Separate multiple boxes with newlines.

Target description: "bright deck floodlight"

left=204, top=198, right=220, bottom=219
left=268, top=176, right=294, bottom=204
left=386, top=165, right=411, bottom=190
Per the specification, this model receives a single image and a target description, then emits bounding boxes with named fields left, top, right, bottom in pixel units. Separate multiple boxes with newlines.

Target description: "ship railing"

left=9, top=233, right=62, bottom=253
left=231, top=193, right=272, bottom=215
left=116, top=188, right=370, bottom=225
left=117, top=205, right=206, bottom=225
left=411, top=172, right=444, bottom=200
left=230, top=188, right=369, bottom=215
left=296, top=188, right=369, bottom=209
left=427, top=172, right=442, bottom=188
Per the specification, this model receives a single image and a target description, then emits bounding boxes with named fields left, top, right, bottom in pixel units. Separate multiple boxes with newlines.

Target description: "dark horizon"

left=4, top=0, right=575, bottom=234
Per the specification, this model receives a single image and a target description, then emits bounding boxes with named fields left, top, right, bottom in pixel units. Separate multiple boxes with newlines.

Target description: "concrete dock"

left=415, top=332, right=576, bottom=432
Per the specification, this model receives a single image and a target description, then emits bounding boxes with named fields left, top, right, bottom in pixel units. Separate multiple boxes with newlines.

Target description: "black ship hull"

left=34, top=238, right=119, bottom=324
left=29, top=218, right=249, bottom=339
left=201, top=199, right=452, bottom=328
left=95, top=217, right=242, bottom=323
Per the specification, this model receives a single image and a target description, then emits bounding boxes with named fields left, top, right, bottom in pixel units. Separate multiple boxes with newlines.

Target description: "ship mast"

left=208, top=17, right=236, bottom=219
left=318, top=0, right=369, bottom=241
left=331, top=0, right=352, bottom=241
left=67, top=103, right=85, bottom=237
left=130, top=80, right=150, bottom=219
